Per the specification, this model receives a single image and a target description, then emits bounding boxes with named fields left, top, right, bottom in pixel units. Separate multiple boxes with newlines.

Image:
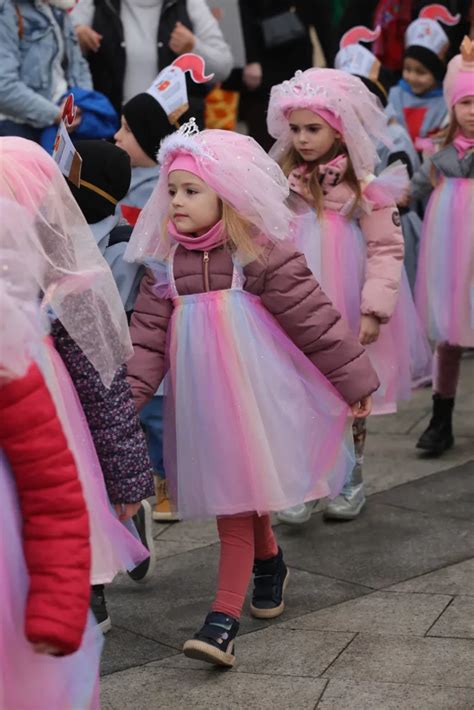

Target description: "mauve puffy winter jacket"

left=0, top=362, right=90, bottom=655
left=127, top=239, right=380, bottom=409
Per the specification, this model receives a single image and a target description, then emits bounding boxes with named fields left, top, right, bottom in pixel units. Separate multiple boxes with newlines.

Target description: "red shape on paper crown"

left=419, top=4, right=460, bottom=25
left=340, top=25, right=381, bottom=49
left=171, top=53, right=214, bottom=83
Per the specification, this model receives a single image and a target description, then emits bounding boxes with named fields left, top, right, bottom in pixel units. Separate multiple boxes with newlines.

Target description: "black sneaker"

left=250, top=547, right=289, bottom=619
left=127, top=500, right=155, bottom=583
left=183, top=612, right=239, bottom=667
left=90, top=585, right=111, bottom=634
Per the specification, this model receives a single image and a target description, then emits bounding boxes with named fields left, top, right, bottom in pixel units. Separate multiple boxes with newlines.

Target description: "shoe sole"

left=183, top=639, right=235, bottom=667
left=98, top=617, right=112, bottom=634
left=250, top=568, right=290, bottom=619
left=152, top=511, right=181, bottom=522
left=323, top=498, right=366, bottom=521
left=416, top=439, right=454, bottom=456
left=128, top=500, right=156, bottom=584
left=276, top=502, right=319, bottom=526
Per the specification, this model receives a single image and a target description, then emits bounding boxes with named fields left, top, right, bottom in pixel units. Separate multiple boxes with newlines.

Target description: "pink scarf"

left=453, top=132, right=474, bottom=158
left=167, top=219, right=226, bottom=251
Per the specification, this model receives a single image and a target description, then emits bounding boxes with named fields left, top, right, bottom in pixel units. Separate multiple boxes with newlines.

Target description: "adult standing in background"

left=70, top=0, right=233, bottom=125
left=238, top=0, right=335, bottom=151
left=0, top=0, right=92, bottom=140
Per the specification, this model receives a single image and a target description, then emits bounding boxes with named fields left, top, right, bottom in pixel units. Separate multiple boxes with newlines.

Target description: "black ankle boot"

left=417, top=394, right=455, bottom=456
left=250, top=547, right=289, bottom=619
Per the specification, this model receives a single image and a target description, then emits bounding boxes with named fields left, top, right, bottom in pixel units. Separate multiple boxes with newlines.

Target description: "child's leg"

left=434, top=342, right=463, bottom=398
left=251, top=513, right=288, bottom=619
left=211, top=514, right=255, bottom=619
left=417, top=342, right=461, bottom=455
left=324, top=417, right=367, bottom=520
left=253, top=513, right=278, bottom=560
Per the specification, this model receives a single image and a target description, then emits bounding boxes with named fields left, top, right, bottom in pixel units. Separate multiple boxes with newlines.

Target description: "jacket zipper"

left=203, top=251, right=210, bottom=292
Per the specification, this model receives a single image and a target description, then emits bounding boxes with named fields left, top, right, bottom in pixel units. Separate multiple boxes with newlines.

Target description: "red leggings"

left=211, top=513, right=278, bottom=619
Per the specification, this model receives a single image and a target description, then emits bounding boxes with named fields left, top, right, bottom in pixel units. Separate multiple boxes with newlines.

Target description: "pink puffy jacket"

left=127, top=238, right=379, bottom=409
left=324, top=180, right=405, bottom=323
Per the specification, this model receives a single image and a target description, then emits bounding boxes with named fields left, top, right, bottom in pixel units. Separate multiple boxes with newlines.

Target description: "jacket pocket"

left=20, top=27, right=54, bottom=90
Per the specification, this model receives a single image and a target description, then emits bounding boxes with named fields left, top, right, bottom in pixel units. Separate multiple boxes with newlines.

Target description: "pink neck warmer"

left=453, top=131, right=474, bottom=157
left=168, top=219, right=226, bottom=251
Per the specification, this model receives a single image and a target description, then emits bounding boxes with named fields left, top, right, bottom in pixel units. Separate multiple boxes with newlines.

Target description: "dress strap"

left=231, top=260, right=245, bottom=290
left=167, top=244, right=180, bottom=299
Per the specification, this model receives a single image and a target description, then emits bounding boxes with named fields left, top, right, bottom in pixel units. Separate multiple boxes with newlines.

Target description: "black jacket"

left=88, top=0, right=207, bottom=116
left=239, top=0, right=335, bottom=92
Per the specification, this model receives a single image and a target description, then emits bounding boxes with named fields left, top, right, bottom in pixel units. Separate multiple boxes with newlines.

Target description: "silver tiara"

left=176, top=117, right=200, bottom=138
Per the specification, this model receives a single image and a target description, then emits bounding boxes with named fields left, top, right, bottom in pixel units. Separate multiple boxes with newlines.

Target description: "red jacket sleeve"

left=0, top=363, right=91, bottom=656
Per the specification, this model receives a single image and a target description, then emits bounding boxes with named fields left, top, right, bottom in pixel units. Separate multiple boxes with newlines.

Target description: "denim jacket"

left=0, top=0, right=92, bottom=128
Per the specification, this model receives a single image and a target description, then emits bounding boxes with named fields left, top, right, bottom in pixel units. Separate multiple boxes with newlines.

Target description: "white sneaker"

left=276, top=501, right=318, bottom=525
left=323, top=484, right=366, bottom=520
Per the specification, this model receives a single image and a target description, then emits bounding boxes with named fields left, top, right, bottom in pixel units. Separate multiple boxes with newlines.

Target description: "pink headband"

left=449, top=72, right=474, bottom=107
left=168, top=153, right=206, bottom=181
left=285, top=105, right=343, bottom=135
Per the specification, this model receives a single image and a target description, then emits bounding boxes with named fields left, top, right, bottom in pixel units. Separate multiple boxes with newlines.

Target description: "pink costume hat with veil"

left=0, top=137, right=148, bottom=583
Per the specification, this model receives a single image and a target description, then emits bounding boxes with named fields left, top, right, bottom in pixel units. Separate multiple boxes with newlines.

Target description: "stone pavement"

left=100, top=358, right=474, bottom=710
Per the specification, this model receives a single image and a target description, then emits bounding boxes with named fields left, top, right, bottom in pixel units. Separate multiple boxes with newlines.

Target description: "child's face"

left=402, top=57, right=437, bottom=95
left=168, top=171, right=221, bottom=235
left=289, top=109, right=340, bottom=162
left=454, top=96, right=474, bottom=138
left=114, top=117, right=155, bottom=168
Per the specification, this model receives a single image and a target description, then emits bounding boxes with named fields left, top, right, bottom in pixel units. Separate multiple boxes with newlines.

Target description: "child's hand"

left=359, top=314, right=380, bottom=345
left=398, top=188, right=411, bottom=208
left=114, top=502, right=141, bottom=522
left=32, top=642, right=62, bottom=656
left=351, top=396, right=372, bottom=418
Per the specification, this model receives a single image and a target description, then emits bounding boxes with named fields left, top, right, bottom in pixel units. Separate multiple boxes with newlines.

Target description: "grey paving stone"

left=389, top=559, right=474, bottom=596
left=277, top=502, right=474, bottom=588
left=158, top=517, right=219, bottom=544
left=428, top=596, right=474, bottom=639
left=100, top=626, right=178, bottom=676
left=100, top=666, right=326, bottom=710
left=318, top=679, right=474, bottom=710
left=324, top=634, right=474, bottom=687
left=157, top=627, right=355, bottom=677
left=363, top=436, right=474, bottom=496
left=279, top=591, right=452, bottom=636
left=154, top=538, right=214, bottom=560
left=107, top=548, right=368, bottom=652
left=372, top=461, right=474, bottom=521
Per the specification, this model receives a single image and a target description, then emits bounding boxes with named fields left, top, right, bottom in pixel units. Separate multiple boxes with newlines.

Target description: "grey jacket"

left=0, top=0, right=92, bottom=127
left=411, top=144, right=474, bottom=201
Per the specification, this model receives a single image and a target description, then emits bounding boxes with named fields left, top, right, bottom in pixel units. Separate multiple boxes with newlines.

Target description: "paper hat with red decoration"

left=334, top=26, right=389, bottom=106
left=52, top=94, right=82, bottom=187
left=405, top=4, right=460, bottom=80
left=146, top=53, right=214, bottom=126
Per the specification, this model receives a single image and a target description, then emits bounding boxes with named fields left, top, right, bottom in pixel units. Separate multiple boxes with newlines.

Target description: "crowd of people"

left=0, top=0, right=473, bottom=706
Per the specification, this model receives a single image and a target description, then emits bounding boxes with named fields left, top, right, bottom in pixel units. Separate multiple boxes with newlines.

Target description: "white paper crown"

left=406, top=4, right=460, bottom=57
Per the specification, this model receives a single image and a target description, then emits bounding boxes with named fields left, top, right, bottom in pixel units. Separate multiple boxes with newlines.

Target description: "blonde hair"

left=427, top=112, right=459, bottom=186
left=280, top=144, right=362, bottom=218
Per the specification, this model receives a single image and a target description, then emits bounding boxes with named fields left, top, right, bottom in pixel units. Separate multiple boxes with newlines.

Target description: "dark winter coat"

left=51, top=320, right=154, bottom=504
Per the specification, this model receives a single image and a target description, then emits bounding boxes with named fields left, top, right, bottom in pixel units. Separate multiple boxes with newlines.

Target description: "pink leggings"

left=211, top=513, right=278, bottom=619
left=434, top=342, right=464, bottom=398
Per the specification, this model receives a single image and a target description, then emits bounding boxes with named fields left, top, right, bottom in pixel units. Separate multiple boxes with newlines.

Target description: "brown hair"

left=280, top=143, right=362, bottom=218
left=427, top=112, right=459, bottom=186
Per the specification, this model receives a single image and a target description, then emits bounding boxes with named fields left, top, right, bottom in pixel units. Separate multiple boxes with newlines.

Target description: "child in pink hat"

left=267, top=68, right=432, bottom=524
left=124, top=123, right=379, bottom=667
left=410, top=36, right=474, bottom=456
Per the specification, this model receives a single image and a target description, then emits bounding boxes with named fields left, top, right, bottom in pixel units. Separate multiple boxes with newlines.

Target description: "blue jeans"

left=140, top=395, right=165, bottom=477
left=0, top=120, right=41, bottom=141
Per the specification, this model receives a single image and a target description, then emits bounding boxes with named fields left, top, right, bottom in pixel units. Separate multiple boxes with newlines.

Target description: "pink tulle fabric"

left=294, top=209, right=432, bottom=413
left=125, top=127, right=293, bottom=263
left=0, top=137, right=132, bottom=386
left=415, top=177, right=474, bottom=347
left=0, top=199, right=46, bottom=381
left=267, top=68, right=391, bottom=179
left=162, top=248, right=354, bottom=518
left=0, top=451, right=102, bottom=710
left=36, top=338, right=149, bottom=584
